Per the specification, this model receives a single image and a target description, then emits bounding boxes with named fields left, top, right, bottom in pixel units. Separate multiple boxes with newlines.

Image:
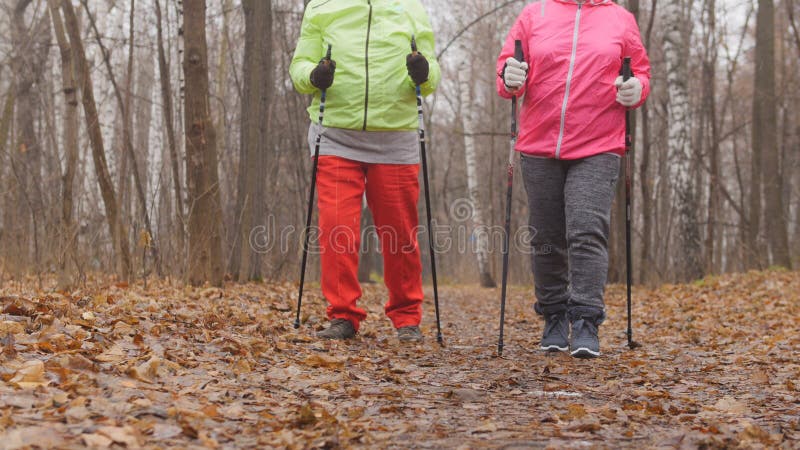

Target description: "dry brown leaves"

left=0, top=270, right=798, bottom=449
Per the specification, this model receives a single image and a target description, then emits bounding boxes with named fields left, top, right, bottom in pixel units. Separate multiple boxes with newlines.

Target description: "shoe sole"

left=570, top=347, right=600, bottom=358
left=541, top=344, right=568, bottom=352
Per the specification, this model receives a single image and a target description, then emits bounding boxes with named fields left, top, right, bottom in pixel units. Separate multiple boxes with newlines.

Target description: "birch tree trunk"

left=184, top=0, right=224, bottom=286
left=702, top=0, right=720, bottom=274
left=663, top=0, right=703, bottom=280
left=155, top=0, right=185, bottom=258
left=48, top=0, right=80, bottom=288
left=459, top=64, right=496, bottom=288
left=61, top=0, right=132, bottom=280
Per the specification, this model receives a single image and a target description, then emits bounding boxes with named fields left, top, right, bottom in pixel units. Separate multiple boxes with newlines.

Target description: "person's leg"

left=520, top=155, right=570, bottom=351
left=563, top=152, right=620, bottom=356
left=520, top=156, right=569, bottom=312
left=364, top=163, right=424, bottom=331
left=316, top=156, right=368, bottom=334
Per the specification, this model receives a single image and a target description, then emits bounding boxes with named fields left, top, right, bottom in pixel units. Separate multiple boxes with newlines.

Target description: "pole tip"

left=411, top=35, right=417, bottom=53
left=293, top=319, right=300, bottom=329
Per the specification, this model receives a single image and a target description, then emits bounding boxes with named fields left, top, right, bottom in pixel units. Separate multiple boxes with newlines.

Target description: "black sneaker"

left=540, top=312, right=569, bottom=352
left=317, top=319, right=356, bottom=340
left=397, top=326, right=423, bottom=343
left=569, top=317, right=600, bottom=358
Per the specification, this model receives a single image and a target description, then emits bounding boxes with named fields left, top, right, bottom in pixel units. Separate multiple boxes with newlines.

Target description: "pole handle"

left=514, top=40, right=524, bottom=63
left=622, top=56, right=632, bottom=82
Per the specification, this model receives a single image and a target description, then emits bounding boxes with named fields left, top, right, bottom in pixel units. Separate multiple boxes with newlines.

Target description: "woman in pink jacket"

left=496, top=0, right=650, bottom=358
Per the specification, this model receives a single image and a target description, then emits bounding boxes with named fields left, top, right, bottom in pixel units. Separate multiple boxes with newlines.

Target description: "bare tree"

left=155, top=0, right=185, bottom=260
left=47, top=0, right=80, bottom=287
left=9, top=0, right=50, bottom=274
left=61, top=0, right=132, bottom=279
left=81, top=0, right=161, bottom=275
left=753, top=0, right=792, bottom=268
left=184, top=0, right=224, bottom=286
left=459, top=61, right=495, bottom=288
left=234, top=0, right=272, bottom=282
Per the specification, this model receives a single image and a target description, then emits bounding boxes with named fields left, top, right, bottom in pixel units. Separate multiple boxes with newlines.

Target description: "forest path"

left=1, top=270, right=798, bottom=448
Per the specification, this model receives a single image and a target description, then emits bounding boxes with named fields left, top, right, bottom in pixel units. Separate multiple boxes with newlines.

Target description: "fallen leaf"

left=560, top=404, right=587, bottom=421
left=81, top=433, right=113, bottom=448
left=1, top=426, right=66, bottom=449
left=303, top=353, right=344, bottom=369
left=0, top=321, right=25, bottom=335
left=128, top=356, right=161, bottom=383
left=711, top=396, right=748, bottom=415
left=296, top=403, right=317, bottom=427
left=568, top=421, right=602, bottom=432
left=94, top=344, right=126, bottom=363
left=10, top=360, right=49, bottom=388
left=96, top=425, right=141, bottom=447
left=151, top=423, right=183, bottom=440
left=65, top=406, right=91, bottom=423
left=471, top=420, right=498, bottom=434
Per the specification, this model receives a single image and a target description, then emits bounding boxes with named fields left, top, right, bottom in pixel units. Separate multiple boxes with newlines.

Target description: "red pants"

left=316, top=156, right=423, bottom=331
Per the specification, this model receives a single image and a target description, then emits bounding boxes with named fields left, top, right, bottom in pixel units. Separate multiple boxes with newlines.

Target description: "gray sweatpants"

left=520, top=153, right=620, bottom=322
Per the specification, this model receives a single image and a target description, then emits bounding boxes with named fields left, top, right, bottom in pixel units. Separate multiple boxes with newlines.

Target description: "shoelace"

left=544, top=314, right=567, bottom=338
left=571, top=318, right=597, bottom=338
left=330, top=319, right=352, bottom=332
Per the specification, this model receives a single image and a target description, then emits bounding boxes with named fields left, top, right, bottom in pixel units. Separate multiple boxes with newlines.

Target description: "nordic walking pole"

left=622, top=56, right=638, bottom=349
left=295, top=44, right=332, bottom=329
left=411, top=35, right=443, bottom=345
left=498, top=40, right=524, bottom=356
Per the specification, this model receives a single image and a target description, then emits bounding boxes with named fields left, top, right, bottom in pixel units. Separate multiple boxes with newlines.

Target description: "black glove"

left=310, top=58, right=336, bottom=90
left=406, top=52, right=429, bottom=85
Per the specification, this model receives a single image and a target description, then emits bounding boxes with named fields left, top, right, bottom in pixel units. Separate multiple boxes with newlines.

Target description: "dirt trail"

left=1, top=270, right=798, bottom=448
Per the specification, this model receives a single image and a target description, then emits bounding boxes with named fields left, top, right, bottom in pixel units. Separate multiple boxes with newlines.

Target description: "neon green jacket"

left=290, top=0, right=441, bottom=131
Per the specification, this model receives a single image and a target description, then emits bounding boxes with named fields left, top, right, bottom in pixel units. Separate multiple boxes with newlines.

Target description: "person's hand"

left=503, top=57, right=528, bottom=93
left=406, top=52, right=429, bottom=85
left=615, top=75, right=642, bottom=107
left=310, top=58, right=336, bottom=90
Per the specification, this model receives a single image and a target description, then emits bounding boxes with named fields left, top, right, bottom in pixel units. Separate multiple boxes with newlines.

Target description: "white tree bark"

left=663, top=0, right=703, bottom=280
left=459, top=63, right=496, bottom=287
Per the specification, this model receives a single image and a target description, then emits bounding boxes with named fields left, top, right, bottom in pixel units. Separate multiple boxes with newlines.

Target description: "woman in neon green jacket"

left=290, top=0, right=441, bottom=342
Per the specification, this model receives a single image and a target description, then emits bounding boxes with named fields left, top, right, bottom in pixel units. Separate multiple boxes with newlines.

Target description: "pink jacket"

left=496, top=0, right=650, bottom=159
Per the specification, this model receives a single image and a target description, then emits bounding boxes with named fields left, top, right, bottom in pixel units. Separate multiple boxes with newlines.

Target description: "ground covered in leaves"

left=1, top=270, right=799, bottom=449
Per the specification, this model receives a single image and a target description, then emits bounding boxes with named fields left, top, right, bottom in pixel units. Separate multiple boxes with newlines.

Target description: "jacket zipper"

left=555, top=1, right=583, bottom=159
left=362, top=0, right=373, bottom=130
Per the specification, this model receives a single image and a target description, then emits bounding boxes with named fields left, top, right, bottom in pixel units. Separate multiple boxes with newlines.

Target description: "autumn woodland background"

left=0, top=0, right=799, bottom=448
left=0, top=0, right=796, bottom=288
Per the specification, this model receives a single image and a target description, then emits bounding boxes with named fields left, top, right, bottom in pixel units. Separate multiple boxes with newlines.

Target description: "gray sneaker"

left=397, top=326, right=423, bottom=343
left=317, top=318, right=356, bottom=340
left=540, top=312, right=569, bottom=352
left=569, top=318, right=600, bottom=358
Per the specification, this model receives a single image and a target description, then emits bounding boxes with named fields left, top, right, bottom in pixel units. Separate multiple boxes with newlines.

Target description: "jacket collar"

left=553, top=0, right=614, bottom=5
